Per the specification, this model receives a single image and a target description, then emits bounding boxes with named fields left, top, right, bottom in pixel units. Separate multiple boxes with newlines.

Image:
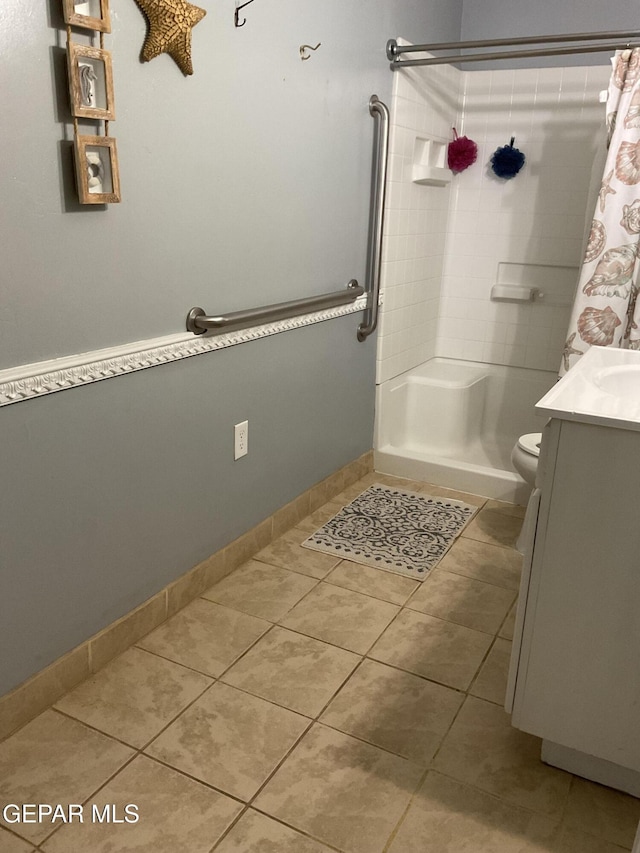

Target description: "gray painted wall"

left=461, top=0, right=639, bottom=67
left=0, top=0, right=462, bottom=695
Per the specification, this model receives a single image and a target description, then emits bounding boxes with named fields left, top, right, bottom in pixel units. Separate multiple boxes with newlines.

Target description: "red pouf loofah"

left=447, top=127, right=478, bottom=173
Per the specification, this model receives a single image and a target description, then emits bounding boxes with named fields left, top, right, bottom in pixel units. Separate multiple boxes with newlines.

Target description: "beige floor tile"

left=201, top=560, right=317, bottom=621
left=433, top=696, right=572, bottom=818
left=500, top=602, right=517, bottom=640
left=369, top=608, right=492, bottom=690
left=221, top=627, right=359, bottom=717
left=279, top=583, right=400, bottom=654
left=214, top=809, right=336, bottom=853
left=485, top=499, right=527, bottom=517
left=320, top=659, right=463, bottom=765
left=55, top=647, right=211, bottom=748
left=417, top=484, right=488, bottom=508
left=350, top=473, right=422, bottom=493
left=462, top=505, right=524, bottom=549
left=331, top=479, right=374, bottom=505
left=0, top=710, right=133, bottom=844
left=325, top=560, right=420, bottom=605
left=41, top=755, right=242, bottom=853
left=564, top=776, right=640, bottom=849
left=254, top=529, right=341, bottom=579
left=551, top=824, right=635, bottom=852
left=387, top=771, right=560, bottom=852
left=0, top=829, right=37, bottom=852
left=146, top=682, right=309, bottom=802
left=407, top=570, right=515, bottom=634
left=436, top=536, right=523, bottom=590
left=470, top=637, right=512, bottom=705
left=254, top=723, right=423, bottom=853
left=138, top=597, right=270, bottom=677
left=295, top=502, right=344, bottom=534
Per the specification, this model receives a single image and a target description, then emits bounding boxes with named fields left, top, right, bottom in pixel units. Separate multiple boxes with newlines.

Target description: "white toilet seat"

left=511, top=432, right=542, bottom=490
left=517, top=432, right=542, bottom=457
left=512, top=432, right=543, bottom=555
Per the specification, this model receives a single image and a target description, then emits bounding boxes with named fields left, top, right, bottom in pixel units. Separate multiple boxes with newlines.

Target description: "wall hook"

left=300, top=42, right=321, bottom=60
left=234, top=0, right=254, bottom=27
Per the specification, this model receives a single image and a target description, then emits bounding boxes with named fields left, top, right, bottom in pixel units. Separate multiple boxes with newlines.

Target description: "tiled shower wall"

left=376, top=56, right=461, bottom=383
left=377, top=58, right=611, bottom=382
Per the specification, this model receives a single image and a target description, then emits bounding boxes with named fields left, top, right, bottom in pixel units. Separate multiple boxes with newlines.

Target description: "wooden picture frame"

left=62, top=0, right=111, bottom=33
left=67, top=43, right=115, bottom=121
left=74, top=135, right=121, bottom=204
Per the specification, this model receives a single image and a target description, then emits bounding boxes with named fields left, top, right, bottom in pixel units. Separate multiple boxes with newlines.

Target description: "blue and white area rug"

left=302, top=483, right=477, bottom=580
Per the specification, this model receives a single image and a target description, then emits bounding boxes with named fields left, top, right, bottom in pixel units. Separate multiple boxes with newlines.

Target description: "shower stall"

left=373, top=36, right=614, bottom=502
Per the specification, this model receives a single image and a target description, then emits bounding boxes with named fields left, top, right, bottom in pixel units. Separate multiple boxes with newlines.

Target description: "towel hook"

left=234, top=0, right=254, bottom=27
left=300, top=42, right=321, bottom=60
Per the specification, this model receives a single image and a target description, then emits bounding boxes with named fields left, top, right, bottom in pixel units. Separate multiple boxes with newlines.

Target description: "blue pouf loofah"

left=491, top=137, right=525, bottom=179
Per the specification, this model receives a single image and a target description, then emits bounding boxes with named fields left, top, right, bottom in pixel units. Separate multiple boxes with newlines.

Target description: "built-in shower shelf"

left=412, top=165, right=451, bottom=185
left=412, top=137, right=451, bottom=186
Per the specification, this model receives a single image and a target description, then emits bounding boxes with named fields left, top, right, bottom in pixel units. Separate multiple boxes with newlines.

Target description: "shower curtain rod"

left=387, top=29, right=640, bottom=68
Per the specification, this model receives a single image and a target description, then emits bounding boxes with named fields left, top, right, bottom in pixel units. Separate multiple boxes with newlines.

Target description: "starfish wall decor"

left=134, top=0, right=206, bottom=76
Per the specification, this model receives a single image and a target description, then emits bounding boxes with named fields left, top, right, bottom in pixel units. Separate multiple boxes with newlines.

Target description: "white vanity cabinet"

left=506, top=347, right=640, bottom=796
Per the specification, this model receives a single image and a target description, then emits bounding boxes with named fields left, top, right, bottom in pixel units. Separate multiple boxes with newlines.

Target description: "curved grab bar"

left=358, top=95, right=390, bottom=342
left=187, top=280, right=363, bottom=335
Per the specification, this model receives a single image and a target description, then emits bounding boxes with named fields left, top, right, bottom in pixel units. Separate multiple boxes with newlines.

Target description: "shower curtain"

left=561, top=49, right=640, bottom=375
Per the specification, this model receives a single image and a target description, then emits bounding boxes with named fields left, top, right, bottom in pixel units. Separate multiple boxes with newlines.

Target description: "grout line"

left=252, top=551, right=338, bottom=582
left=305, top=563, right=420, bottom=607
left=243, top=718, right=314, bottom=808
left=133, top=621, right=282, bottom=694
left=34, top=710, right=143, bottom=847
left=239, top=807, right=346, bottom=853
left=466, top=637, right=500, bottom=702
left=316, top=716, right=429, bottom=764
left=360, top=654, right=469, bottom=697
left=51, top=705, right=149, bottom=753
left=130, top=642, right=226, bottom=679
left=313, top=655, right=368, bottom=720
left=211, top=677, right=314, bottom=721
left=206, top=806, right=250, bottom=853
left=200, top=574, right=323, bottom=626
left=140, top=751, right=249, bottom=805
left=381, top=764, right=432, bottom=853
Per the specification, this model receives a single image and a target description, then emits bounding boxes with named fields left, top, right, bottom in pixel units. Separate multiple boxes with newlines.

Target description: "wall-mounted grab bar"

left=358, top=95, right=390, bottom=342
left=186, top=280, right=364, bottom=335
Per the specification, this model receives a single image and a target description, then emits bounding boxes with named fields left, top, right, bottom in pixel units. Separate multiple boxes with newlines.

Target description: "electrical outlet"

left=234, top=420, right=248, bottom=459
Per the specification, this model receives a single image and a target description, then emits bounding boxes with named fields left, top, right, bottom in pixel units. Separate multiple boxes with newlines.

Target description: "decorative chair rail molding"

left=0, top=295, right=367, bottom=407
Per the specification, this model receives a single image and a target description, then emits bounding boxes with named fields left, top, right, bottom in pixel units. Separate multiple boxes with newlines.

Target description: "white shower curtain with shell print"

left=561, top=49, right=640, bottom=375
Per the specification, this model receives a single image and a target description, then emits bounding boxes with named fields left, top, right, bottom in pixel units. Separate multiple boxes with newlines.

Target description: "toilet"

left=511, top=432, right=542, bottom=554
left=511, top=432, right=541, bottom=486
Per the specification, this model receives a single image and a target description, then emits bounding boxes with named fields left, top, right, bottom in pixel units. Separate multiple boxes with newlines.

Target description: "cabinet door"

left=512, top=420, right=640, bottom=770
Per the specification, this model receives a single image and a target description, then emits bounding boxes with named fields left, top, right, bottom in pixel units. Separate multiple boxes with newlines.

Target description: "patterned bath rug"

left=302, top=483, right=478, bottom=580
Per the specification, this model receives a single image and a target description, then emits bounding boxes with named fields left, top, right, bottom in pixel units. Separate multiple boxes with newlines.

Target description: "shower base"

left=374, top=358, right=557, bottom=504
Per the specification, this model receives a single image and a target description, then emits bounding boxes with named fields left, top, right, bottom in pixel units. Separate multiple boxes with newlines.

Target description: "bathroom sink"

left=593, top=365, right=640, bottom=399
left=535, top=347, right=640, bottom=431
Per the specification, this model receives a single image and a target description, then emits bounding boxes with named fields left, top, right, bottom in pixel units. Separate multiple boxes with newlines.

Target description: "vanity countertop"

left=536, top=346, right=640, bottom=431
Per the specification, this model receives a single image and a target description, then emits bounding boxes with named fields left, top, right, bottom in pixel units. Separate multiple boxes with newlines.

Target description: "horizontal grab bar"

left=186, top=280, right=364, bottom=335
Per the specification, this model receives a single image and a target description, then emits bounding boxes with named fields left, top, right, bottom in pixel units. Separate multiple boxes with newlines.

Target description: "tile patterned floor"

left=1, top=473, right=639, bottom=852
